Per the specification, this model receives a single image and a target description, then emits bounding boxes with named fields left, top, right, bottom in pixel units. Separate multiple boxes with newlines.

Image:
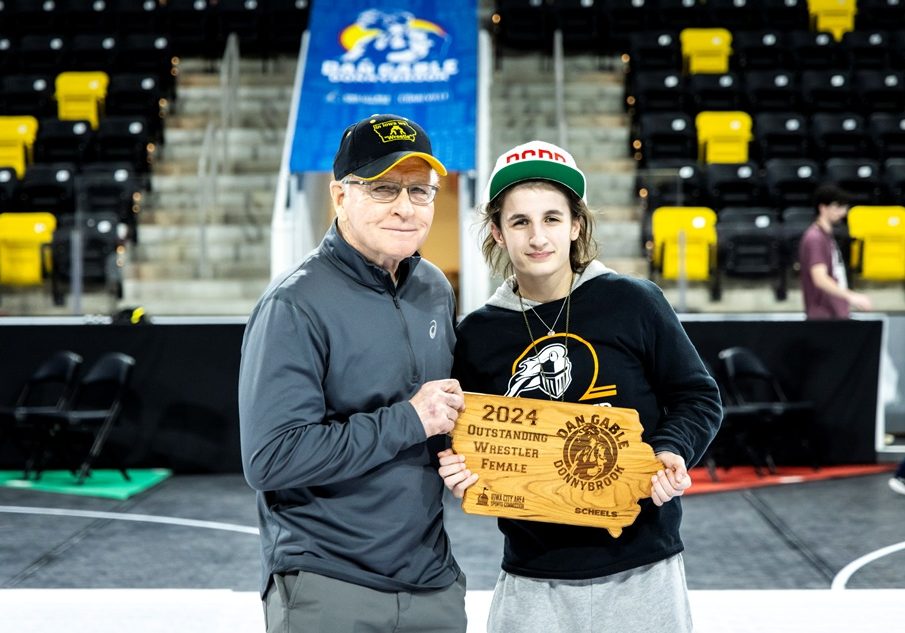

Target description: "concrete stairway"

left=122, top=58, right=293, bottom=315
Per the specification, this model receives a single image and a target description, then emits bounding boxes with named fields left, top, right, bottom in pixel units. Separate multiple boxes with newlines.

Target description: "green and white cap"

left=482, top=140, right=587, bottom=204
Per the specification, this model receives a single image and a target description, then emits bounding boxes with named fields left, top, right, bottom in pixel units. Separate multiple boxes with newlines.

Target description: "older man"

left=239, top=114, right=466, bottom=633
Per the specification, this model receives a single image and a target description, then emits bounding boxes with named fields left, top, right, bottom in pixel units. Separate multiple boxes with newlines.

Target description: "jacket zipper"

left=390, top=290, right=419, bottom=384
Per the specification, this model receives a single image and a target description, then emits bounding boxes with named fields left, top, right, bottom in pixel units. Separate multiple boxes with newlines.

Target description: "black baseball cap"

left=332, top=114, right=447, bottom=181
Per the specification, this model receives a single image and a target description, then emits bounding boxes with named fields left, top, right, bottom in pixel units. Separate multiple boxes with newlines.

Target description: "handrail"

left=196, top=121, right=219, bottom=279
left=219, top=32, right=240, bottom=171
left=195, top=34, right=240, bottom=278
left=553, top=29, right=567, bottom=148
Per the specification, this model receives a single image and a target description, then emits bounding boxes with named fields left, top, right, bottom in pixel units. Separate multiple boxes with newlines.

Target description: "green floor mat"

left=0, top=469, right=172, bottom=500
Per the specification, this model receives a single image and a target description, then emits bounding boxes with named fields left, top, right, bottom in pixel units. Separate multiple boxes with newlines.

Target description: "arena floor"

left=1, top=472, right=903, bottom=632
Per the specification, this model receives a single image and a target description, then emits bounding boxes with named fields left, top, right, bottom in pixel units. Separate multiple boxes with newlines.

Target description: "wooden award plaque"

left=450, top=392, right=663, bottom=536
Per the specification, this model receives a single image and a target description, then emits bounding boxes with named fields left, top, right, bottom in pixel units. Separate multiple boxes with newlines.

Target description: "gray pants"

left=263, top=570, right=467, bottom=633
left=487, top=554, right=693, bottom=633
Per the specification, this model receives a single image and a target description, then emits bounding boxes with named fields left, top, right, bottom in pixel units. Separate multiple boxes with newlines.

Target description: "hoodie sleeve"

left=639, top=283, right=723, bottom=467
left=238, top=296, right=427, bottom=491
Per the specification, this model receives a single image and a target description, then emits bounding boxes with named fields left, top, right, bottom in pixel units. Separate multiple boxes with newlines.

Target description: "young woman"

left=439, top=141, right=722, bottom=633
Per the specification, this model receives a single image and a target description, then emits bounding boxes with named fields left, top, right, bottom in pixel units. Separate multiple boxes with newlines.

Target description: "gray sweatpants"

left=263, top=569, right=467, bottom=633
left=487, top=554, right=693, bottom=633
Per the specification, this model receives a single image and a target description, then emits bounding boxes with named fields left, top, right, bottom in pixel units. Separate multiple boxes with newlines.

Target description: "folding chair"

left=0, top=350, right=83, bottom=479
left=55, top=71, right=110, bottom=130
left=27, top=352, right=136, bottom=484
left=680, top=28, right=733, bottom=75
left=847, top=205, right=905, bottom=282
left=695, top=111, right=753, bottom=164
left=718, top=346, right=819, bottom=472
left=0, top=211, right=55, bottom=288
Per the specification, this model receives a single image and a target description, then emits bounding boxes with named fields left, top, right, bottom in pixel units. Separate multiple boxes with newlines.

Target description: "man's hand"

left=847, top=290, right=873, bottom=312
left=651, top=451, right=692, bottom=507
left=410, top=379, right=465, bottom=438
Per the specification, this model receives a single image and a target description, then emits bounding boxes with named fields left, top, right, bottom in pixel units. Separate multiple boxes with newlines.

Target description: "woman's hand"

left=650, top=451, right=692, bottom=506
left=437, top=449, right=479, bottom=499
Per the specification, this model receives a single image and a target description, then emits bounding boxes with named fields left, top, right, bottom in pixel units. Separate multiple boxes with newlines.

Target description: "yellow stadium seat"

left=847, top=206, right=905, bottom=281
left=695, top=111, right=753, bottom=164
left=680, top=28, right=733, bottom=74
left=807, top=0, right=856, bottom=41
left=55, top=71, right=109, bottom=129
left=0, top=212, right=56, bottom=286
left=0, top=116, right=39, bottom=178
left=651, top=206, right=717, bottom=282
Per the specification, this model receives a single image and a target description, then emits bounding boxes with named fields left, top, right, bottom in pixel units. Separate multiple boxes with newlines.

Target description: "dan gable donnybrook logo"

left=321, top=9, right=458, bottom=83
left=554, top=414, right=629, bottom=492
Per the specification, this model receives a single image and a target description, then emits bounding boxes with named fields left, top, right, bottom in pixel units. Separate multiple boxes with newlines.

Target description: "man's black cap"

left=332, top=114, right=447, bottom=181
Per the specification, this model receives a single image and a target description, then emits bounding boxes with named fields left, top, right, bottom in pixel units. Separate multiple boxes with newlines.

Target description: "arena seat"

left=0, top=211, right=55, bottom=287
left=695, top=111, right=752, bottom=164
left=847, top=205, right=905, bottom=282
left=807, top=0, right=856, bottom=42
left=55, top=72, right=109, bottom=130
left=680, top=28, right=732, bottom=75
left=0, top=115, right=39, bottom=178
left=650, top=206, right=717, bottom=286
left=753, top=112, right=809, bottom=160
left=716, top=207, right=787, bottom=300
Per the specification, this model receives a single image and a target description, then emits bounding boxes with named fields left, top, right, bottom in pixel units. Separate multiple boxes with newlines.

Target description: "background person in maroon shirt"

left=799, top=183, right=873, bottom=319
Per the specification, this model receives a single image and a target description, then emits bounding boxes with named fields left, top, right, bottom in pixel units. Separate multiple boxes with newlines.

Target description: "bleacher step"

left=123, top=279, right=268, bottom=301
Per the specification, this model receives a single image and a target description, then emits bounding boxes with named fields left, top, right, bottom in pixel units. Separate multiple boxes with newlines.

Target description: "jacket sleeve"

left=641, top=283, right=723, bottom=467
left=238, top=296, right=427, bottom=491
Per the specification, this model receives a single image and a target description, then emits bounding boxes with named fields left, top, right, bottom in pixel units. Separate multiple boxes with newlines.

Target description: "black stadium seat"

left=689, top=73, right=744, bottom=113
left=824, top=158, right=883, bottom=205
left=627, top=70, right=687, bottom=114
left=800, top=71, right=853, bottom=113
left=627, top=31, right=681, bottom=72
left=810, top=113, right=870, bottom=158
left=636, top=112, right=697, bottom=164
left=764, top=158, right=821, bottom=209
left=789, top=31, right=844, bottom=71
left=0, top=168, right=20, bottom=212
left=753, top=112, right=809, bottom=160
left=705, top=0, right=767, bottom=31
left=854, top=70, right=905, bottom=114
left=869, top=113, right=905, bottom=161
left=732, top=30, right=790, bottom=72
left=93, top=116, right=153, bottom=173
left=716, top=207, right=787, bottom=300
left=882, top=158, right=905, bottom=201
left=840, top=31, right=893, bottom=70
left=744, top=71, right=799, bottom=112
left=0, top=75, right=56, bottom=117
left=706, top=162, right=764, bottom=209
left=18, top=162, right=77, bottom=216
left=33, top=119, right=94, bottom=166
left=69, top=34, right=120, bottom=73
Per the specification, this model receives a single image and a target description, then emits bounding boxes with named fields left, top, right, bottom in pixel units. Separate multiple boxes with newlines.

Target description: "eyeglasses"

left=344, top=179, right=439, bottom=205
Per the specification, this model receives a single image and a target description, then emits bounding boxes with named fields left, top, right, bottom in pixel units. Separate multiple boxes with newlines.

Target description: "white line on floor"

left=831, top=540, right=905, bottom=590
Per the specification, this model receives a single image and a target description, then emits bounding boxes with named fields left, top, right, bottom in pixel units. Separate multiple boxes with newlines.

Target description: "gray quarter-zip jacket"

left=239, top=221, right=460, bottom=596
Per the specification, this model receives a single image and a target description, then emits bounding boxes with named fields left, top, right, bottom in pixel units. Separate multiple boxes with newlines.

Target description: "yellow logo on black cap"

left=372, top=119, right=417, bottom=143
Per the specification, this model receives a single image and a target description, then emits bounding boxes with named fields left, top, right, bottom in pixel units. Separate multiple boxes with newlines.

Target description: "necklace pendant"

left=547, top=330, right=555, bottom=337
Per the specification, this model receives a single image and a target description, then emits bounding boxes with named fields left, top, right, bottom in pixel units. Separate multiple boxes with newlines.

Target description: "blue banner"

left=289, top=0, right=477, bottom=174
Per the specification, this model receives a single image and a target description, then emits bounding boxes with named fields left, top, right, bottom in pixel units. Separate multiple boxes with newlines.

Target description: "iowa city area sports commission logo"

left=554, top=414, right=628, bottom=492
